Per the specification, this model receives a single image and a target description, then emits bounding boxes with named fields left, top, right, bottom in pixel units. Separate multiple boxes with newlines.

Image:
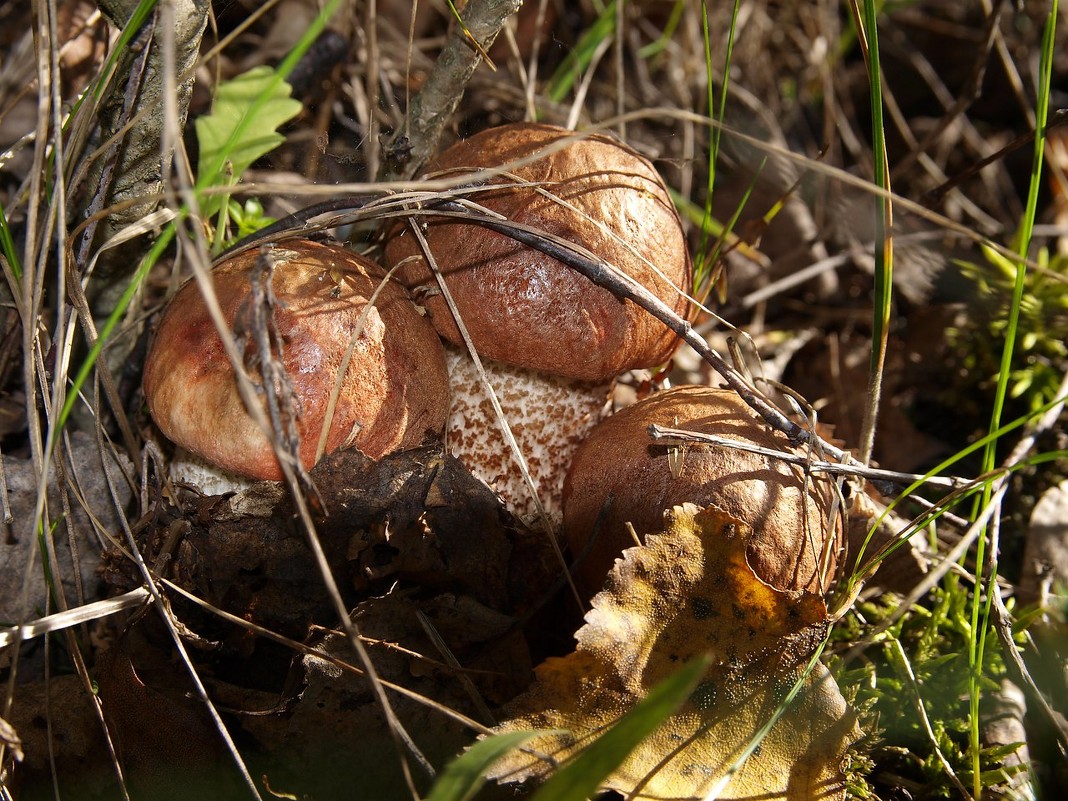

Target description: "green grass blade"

left=692, top=0, right=741, bottom=290
left=57, top=225, right=176, bottom=435
left=969, top=4, right=1058, bottom=797
left=547, top=2, right=616, bottom=103
left=194, top=0, right=342, bottom=206
left=637, top=0, right=685, bottom=60
left=852, top=0, right=894, bottom=466
left=707, top=0, right=740, bottom=184
left=425, top=730, right=559, bottom=801
left=0, top=203, right=21, bottom=281
left=529, top=654, right=710, bottom=801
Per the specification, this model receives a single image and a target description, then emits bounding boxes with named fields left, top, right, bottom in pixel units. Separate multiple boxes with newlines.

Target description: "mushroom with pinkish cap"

left=143, top=238, right=450, bottom=487
left=385, top=122, right=692, bottom=383
left=383, top=122, right=693, bottom=524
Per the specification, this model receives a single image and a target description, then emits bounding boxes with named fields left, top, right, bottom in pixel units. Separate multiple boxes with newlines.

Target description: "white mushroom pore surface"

left=167, top=447, right=257, bottom=496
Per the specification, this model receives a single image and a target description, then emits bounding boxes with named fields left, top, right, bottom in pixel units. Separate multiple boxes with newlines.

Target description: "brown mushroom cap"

left=562, top=385, right=842, bottom=598
left=383, top=122, right=692, bottom=383
left=143, top=239, right=450, bottom=481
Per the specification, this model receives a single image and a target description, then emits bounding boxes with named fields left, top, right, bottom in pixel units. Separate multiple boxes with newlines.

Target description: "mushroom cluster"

left=383, top=122, right=693, bottom=522
left=142, top=125, right=839, bottom=606
left=136, top=121, right=850, bottom=801
left=143, top=124, right=692, bottom=518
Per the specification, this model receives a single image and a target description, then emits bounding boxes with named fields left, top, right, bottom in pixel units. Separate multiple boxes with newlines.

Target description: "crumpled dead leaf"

left=490, top=503, right=861, bottom=800
left=102, top=445, right=526, bottom=647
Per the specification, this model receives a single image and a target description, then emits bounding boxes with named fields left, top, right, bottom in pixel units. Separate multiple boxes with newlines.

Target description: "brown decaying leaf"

left=102, top=445, right=527, bottom=647
left=490, top=503, right=861, bottom=800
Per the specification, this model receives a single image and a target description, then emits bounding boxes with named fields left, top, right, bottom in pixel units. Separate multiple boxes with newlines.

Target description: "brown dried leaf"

left=490, top=503, right=861, bottom=800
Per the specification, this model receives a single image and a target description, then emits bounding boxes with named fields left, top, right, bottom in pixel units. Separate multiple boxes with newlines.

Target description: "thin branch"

left=419, top=201, right=855, bottom=463
left=219, top=191, right=855, bottom=465
left=380, top=0, right=522, bottom=180
left=647, top=424, right=972, bottom=492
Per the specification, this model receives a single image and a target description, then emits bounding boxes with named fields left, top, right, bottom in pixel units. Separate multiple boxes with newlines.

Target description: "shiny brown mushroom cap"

left=143, top=239, right=450, bottom=481
left=562, top=385, right=842, bottom=598
left=384, top=122, right=693, bottom=383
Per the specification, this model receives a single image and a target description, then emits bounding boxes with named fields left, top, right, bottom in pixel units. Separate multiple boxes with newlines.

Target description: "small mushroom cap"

left=384, top=122, right=692, bottom=383
left=143, top=239, right=450, bottom=481
left=562, top=385, right=842, bottom=598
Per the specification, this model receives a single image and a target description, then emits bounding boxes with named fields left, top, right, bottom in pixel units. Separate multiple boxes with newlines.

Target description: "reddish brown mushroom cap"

left=562, top=385, right=842, bottom=598
left=384, top=122, right=693, bottom=383
left=143, top=239, right=450, bottom=481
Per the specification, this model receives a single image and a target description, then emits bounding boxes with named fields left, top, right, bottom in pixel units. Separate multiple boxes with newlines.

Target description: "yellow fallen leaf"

left=491, top=503, right=861, bottom=800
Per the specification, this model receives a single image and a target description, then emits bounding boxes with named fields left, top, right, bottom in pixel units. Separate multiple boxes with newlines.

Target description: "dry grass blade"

left=0, top=589, right=150, bottom=650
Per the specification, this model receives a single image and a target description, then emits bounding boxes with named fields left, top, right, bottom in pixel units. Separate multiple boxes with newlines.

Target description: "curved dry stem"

left=219, top=185, right=850, bottom=467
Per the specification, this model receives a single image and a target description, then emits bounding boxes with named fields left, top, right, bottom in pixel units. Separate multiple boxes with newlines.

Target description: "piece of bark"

left=1, top=431, right=133, bottom=642
left=77, top=1, right=208, bottom=328
left=1019, top=479, right=1068, bottom=607
left=981, top=679, right=1033, bottom=799
left=1015, top=478, right=1068, bottom=789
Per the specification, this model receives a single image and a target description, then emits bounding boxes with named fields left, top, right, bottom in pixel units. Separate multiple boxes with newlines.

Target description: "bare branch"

left=380, top=0, right=522, bottom=180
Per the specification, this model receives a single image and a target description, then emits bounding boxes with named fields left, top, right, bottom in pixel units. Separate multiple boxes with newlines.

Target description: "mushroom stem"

left=403, top=219, right=554, bottom=533
left=444, top=345, right=610, bottom=524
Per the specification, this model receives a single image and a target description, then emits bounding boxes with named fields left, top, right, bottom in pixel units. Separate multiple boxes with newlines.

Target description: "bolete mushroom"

left=562, top=385, right=842, bottom=598
left=383, top=122, right=693, bottom=521
left=384, top=122, right=692, bottom=382
left=143, top=239, right=450, bottom=484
